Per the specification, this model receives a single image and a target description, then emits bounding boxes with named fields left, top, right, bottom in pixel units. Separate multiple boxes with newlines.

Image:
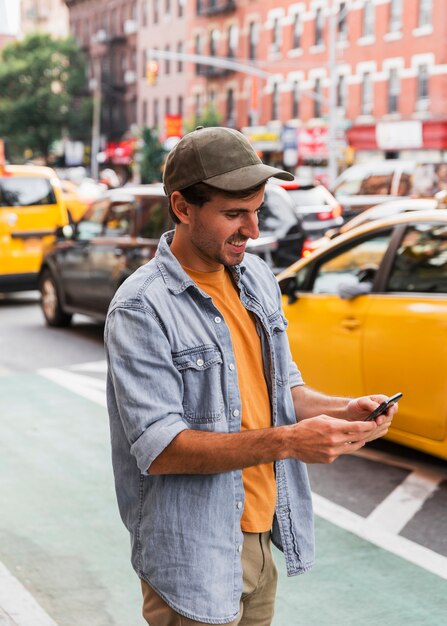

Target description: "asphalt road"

left=0, top=292, right=446, bottom=626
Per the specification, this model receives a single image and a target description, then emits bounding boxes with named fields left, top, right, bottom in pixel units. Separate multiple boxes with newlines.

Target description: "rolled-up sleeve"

left=105, top=304, right=188, bottom=474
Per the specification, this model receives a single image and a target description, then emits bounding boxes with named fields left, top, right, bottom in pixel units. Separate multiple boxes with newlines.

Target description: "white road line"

left=366, top=469, right=442, bottom=534
left=0, top=562, right=59, bottom=626
left=69, top=360, right=107, bottom=374
left=38, top=368, right=106, bottom=407
left=313, top=493, right=447, bottom=580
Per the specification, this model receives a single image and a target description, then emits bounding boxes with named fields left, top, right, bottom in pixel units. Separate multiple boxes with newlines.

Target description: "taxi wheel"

left=40, top=270, right=73, bottom=327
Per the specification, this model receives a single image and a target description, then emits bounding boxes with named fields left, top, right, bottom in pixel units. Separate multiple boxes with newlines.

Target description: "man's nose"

left=241, top=213, right=259, bottom=239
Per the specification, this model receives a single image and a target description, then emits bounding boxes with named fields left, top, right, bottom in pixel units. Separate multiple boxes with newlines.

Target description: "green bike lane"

left=0, top=370, right=445, bottom=626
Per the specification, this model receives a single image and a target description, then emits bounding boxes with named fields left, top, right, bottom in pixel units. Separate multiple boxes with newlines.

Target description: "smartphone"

left=364, top=392, right=403, bottom=421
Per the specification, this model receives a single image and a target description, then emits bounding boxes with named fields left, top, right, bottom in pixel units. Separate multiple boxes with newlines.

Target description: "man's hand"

left=345, top=394, right=398, bottom=442
left=285, top=415, right=378, bottom=464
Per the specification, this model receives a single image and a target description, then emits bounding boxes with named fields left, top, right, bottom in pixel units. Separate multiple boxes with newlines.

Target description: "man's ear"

left=170, top=191, right=191, bottom=224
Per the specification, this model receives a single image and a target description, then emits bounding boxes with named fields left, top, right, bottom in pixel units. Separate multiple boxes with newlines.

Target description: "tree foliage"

left=0, top=33, right=91, bottom=162
left=184, top=103, right=222, bottom=133
left=139, top=127, right=166, bottom=184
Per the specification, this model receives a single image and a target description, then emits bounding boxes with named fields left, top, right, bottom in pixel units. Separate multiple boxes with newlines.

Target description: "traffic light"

left=146, top=61, right=159, bottom=86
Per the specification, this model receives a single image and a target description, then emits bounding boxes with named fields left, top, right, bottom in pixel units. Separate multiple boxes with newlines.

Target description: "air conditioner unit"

left=124, top=20, right=137, bottom=35
left=95, top=29, right=108, bottom=43
left=124, top=70, right=136, bottom=84
left=416, top=98, right=430, bottom=112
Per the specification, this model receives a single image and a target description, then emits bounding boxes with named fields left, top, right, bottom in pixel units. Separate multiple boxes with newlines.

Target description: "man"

left=105, top=127, right=396, bottom=626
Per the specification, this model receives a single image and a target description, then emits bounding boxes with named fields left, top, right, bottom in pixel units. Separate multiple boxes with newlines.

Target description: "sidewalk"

left=0, top=562, right=59, bottom=626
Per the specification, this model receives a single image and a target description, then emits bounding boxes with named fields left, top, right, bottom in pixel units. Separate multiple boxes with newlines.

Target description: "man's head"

left=163, top=127, right=293, bottom=271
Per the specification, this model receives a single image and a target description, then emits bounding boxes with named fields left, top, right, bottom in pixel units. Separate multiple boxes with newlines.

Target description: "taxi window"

left=387, top=223, right=447, bottom=293
left=137, top=196, right=170, bottom=239
left=76, top=199, right=108, bottom=240
left=312, top=231, right=392, bottom=294
left=104, top=202, right=133, bottom=236
left=0, top=177, right=57, bottom=207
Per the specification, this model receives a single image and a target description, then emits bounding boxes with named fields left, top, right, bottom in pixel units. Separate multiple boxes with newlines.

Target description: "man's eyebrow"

left=220, top=202, right=264, bottom=213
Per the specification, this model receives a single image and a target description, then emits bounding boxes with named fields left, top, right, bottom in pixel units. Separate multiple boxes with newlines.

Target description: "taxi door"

left=0, top=170, right=67, bottom=281
left=362, top=221, right=447, bottom=443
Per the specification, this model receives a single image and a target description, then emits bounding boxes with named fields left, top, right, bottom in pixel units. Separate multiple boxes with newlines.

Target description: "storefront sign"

left=298, top=127, right=328, bottom=159
left=376, top=121, right=423, bottom=150
left=105, top=139, right=135, bottom=165
left=241, top=126, right=283, bottom=152
left=165, top=115, right=183, bottom=138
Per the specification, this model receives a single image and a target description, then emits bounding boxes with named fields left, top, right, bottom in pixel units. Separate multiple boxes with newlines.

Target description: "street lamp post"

left=327, top=0, right=339, bottom=190
left=90, top=58, right=102, bottom=181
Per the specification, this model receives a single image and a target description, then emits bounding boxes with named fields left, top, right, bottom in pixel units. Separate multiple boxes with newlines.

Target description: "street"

left=0, top=292, right=446, bottom=626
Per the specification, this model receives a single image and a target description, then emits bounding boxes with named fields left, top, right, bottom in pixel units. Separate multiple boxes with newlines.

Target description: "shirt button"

left=238, top=544, right=243, bottom=553
left=237, top=501, right=243, bottom=510
left=229, top=363, right=235, bottom=371
left=196, top=359, right=204, bottom=367
left=232, top=409, right=240, bottom=417
left=214, top=316, right=222, bottom=324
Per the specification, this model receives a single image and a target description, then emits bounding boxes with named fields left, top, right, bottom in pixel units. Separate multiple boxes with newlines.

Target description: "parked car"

left=246, top=182, right=305, bottom=273
left=271, top=177, right=343, bottom=237
left=277, top=210, right=447, bottom=460
left=39, top=184, right=171, bottom=326
left=39, top=182, right=305, bottom=326
left=0, top=164, right=69, bottom=293
left=302, top=197, right=440, bottom=256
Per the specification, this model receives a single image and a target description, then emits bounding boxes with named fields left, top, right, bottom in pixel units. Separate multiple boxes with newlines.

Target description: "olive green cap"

left=163, top=126, right=293, bottom=195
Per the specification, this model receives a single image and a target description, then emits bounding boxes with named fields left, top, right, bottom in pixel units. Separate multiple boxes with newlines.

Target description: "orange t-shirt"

left=184, top=265, right=276, bottom=532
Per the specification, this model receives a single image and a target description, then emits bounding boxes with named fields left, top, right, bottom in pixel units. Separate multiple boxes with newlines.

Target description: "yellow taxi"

left=277, top=210, right=447, bottom=460
left=0, top=164, right=69, bottom=292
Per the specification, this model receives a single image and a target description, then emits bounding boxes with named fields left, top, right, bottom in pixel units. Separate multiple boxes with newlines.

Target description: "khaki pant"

left=141, top=531, right=278, bottom=626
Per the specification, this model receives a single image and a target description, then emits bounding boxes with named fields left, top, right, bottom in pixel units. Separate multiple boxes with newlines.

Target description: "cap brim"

left=202, top=163, right=294, bottom=191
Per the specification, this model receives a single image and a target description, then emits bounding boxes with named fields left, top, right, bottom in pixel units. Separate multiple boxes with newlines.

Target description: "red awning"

left=347, top=120, right=447, bottom=151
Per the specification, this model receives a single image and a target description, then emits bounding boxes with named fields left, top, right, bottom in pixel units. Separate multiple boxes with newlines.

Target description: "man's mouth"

left=227, top=238, right=247, bottom=251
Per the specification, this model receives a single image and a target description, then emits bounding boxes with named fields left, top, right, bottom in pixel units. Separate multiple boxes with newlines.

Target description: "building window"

left=315, top=8, right=324, bottom=45
left=417, top=64, right=429, bottom=107
left=142, top=0, right=148, bottom=27
left=314, top=78, right=322, bottom=117
left=389, top=0, right=402, bottom=32
left=153, top=0, right=159, bottom=24
left=165, top=45, right=170, bottom=74
left=210, top=29, right=219, bottom=57
left=388, top=68, right=399, bottom=113
left=165, top=0, right=171, bottom=14
left=272, top=82, right=279, bottom=120
left=292, top=80, right=299, bottom=118
left=249, top=22, right=258, bottom=60
left=418, top=0, right=432, bottom=27
left=362, top=0, right=374, bottom=37
left=272, top=17, right=282, bottom=52
left=228, top=25, right=238, bottom=59
left=361, top=72, right=373, bottom=115
left=142, top=99, right=147, bottom=125
left=142, top=50, right=147, bottom=78
left=292, top=13, right=301, bottom=49
left=165, top=97, right=171, bottom=115
left=178, top=0, right=184, bottom=18
left=336, top=75, right=347, bottom=109
left=195, top=93, right=201, bottom=118
left=195, top=34, right=203, bottom=74
left=177, top=42, right=183, bottom=72
left=153, top=99, right=159, bottom=128
left=338, top=2, right=348, bottom=40
left=227, top=88, right=235, bottom=126
left=178, top=95, right=183, bottom=116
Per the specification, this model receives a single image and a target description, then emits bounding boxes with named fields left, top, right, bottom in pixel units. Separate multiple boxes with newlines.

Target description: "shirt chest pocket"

left=172, top=345, right=224, bottom=424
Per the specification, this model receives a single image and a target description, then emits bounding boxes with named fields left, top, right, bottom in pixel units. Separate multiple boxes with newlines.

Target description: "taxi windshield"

left=0, top=177, right=57, bottom=207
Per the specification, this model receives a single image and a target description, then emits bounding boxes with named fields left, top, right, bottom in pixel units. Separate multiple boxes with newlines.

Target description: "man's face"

left=184, top=187, right=264, bottom=271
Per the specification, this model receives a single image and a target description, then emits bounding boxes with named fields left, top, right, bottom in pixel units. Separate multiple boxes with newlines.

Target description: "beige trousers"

left=141, top=531, right=278, bottom=626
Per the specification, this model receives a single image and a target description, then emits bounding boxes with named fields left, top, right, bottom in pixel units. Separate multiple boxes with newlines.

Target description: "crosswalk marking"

left=38, top=368, right=106, bottom=407
left=366, top=469, right=442, bottom=534
left=313, top=493, right=447, bottom=580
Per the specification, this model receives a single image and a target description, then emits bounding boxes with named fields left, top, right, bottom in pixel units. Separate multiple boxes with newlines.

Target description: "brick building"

left=21, top=0, right=70, bottom=38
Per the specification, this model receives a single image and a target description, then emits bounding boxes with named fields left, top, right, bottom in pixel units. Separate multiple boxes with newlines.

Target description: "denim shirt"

left=105, top=231, right=314, bottom=624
